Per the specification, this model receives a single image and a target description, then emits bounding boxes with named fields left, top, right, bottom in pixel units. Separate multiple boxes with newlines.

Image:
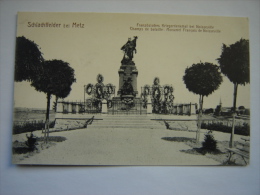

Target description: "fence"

left=56, top=100, right=89, bottom=114
left=108, top=98, right=147, bottom=115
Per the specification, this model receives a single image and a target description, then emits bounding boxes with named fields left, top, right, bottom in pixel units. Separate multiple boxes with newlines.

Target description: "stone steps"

left=53, top=114, right=166, bottom=130
left=53, top=114, right=198, bottom=131
left=88, top=115, right=165, bottom=129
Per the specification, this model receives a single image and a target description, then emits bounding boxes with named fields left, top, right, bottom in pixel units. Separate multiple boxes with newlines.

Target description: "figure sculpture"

left=121, top=36, right=138, bottom=65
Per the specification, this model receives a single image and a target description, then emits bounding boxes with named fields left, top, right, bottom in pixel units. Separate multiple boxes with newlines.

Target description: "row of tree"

left=15, top=36, right=76, bottom=143
left=183, top=38, right=249, bottom=147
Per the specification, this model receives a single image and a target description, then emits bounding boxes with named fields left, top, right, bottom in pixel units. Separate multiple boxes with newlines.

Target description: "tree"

left=238, top=106, right=245, bottom=110
left=183, top=62, right=223, bottom=142
left=204, top=108, right=214, bottom=114
left=214, top=105, right=222, bottom=116
left=238, top=106, right=246, bottom=115
left=15, top=37, right=76, bottom=143
left=217, top=39, right=249, bottom=148
left=31, top=60, right=76, bottom=142
left=15, top=36, right=44, bottom=82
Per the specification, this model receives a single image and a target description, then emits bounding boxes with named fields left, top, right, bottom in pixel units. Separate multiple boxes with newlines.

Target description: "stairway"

left=53, top=114, right=166, bottom=131
left=53, top=113, right=200, bottom=132
left=88, top=115, right=165, bottom=129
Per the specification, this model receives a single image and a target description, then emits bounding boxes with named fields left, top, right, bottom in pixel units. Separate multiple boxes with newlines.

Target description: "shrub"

left=201, top=121, right=250, bottom=136
left=37, top=136, right=66, bottom=142
left=13, top=120, right=55, bottom=134
left=25, top=133, right=38, bottom=150
left=202, top=131, right=217, bottom=151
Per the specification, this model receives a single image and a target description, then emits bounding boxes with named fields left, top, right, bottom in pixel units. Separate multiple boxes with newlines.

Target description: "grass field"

left=13, top=107, right=56, bottom=123
left=13, top=107, right=56, bottom=134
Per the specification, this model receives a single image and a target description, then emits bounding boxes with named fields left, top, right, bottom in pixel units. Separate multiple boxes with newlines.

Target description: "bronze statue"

left=121, top=36, right=138, bottom=65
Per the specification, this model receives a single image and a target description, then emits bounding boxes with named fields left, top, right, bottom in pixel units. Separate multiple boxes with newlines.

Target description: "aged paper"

left=12, top=12, right=250, bottom=165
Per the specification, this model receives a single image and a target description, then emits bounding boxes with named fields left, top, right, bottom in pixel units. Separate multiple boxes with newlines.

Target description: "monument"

left=110, top=36, right=146, bottom=114
left=117, top=36, right=138, bottom=96
left=59, top=36, right=192, bottom=115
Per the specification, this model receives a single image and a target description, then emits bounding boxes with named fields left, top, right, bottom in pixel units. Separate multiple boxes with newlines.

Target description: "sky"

left=14, top=12, right=250, bottom=109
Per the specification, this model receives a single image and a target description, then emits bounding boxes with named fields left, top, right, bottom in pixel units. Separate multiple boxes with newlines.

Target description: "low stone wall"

left=56, top=101, right=197, bottom=116
left=153, top=114, right=198, bottom=131
left=172, top=103, right=197, bottom=115
left=53, top=119, right=87, bottom=131
left=167, top=121, right=197, bottom=131
left=56, top=101, right=84, bottom=114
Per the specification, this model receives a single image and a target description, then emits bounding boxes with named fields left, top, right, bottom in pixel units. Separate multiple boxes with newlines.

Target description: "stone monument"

left=117, top=36, right=138, bottom=96
left=108, top=36, right=146, bottom=114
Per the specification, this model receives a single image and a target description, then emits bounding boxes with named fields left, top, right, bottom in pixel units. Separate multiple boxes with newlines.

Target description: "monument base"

left=108, top=96, right=146, bottom=115
left=118, top=64, right=138, bottom=96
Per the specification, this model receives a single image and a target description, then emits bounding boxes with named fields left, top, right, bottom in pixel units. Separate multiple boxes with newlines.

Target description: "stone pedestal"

left=147, top=103, right=152, bottom=114
left=56, top=102, right=63, bottom=113
left=147, top=98, right=152, bottom=114
left=118, top=64, right=138, bottom=95
left=190, top=103, right=196, bottom=114
left=101, top=99, right=107, bottom=114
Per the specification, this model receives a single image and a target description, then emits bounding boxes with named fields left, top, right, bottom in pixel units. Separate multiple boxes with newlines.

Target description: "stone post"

left=101, top=99, right=107, bottom=114
left=69, top=103, right=73, bottom=113
left=190, top=103, right=196, bottom=114
left=56, top=102, right=63, bottom=113
left=147, top=98, right=152, bottom=114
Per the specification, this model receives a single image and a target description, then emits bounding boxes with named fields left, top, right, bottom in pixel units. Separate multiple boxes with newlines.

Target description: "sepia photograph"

left=1, top=1, right=260, bottom=194
left=12, top=12, right=250, bottom=165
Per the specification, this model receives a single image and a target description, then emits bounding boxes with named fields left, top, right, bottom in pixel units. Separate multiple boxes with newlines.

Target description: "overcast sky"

left=14, top=12, right=250, bottom=109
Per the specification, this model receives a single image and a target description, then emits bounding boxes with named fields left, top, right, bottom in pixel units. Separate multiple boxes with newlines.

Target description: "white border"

left=0, top=1, right=259, bottom=194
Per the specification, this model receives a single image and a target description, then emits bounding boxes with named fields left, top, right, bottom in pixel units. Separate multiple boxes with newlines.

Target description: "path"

left=13, top=115, right=220, bottom=165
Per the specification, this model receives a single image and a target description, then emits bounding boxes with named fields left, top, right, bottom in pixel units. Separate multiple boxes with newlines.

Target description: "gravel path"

left=13, top=127, right=221, bottom=165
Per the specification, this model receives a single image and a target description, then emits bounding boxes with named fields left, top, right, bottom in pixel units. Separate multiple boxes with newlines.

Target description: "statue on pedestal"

left=121, top=36, right=138, bottom=65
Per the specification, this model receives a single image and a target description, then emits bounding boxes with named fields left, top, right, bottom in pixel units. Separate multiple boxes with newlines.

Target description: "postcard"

left=12, top=12, right=250, bottom=165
